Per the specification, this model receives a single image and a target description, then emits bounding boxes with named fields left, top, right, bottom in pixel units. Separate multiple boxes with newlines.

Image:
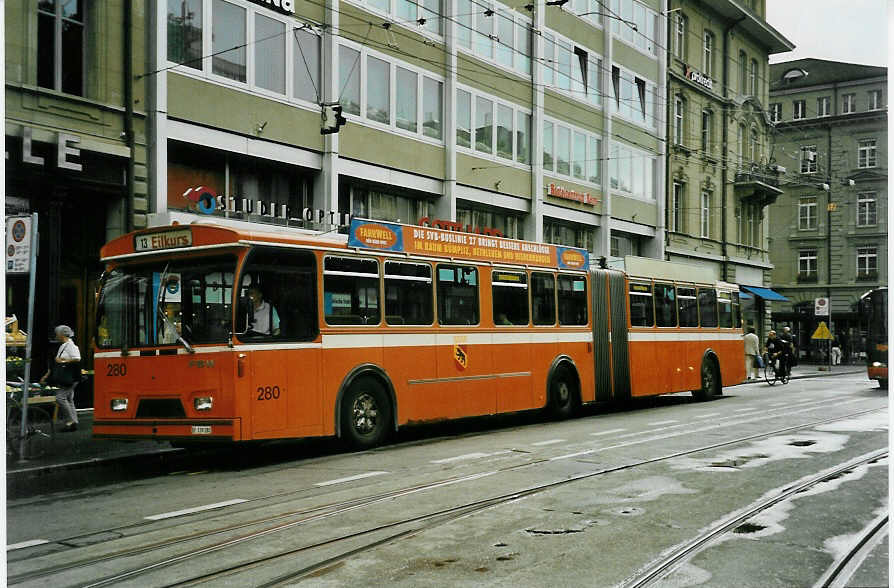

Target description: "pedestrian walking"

left=39, top=325, right=81, bottom=432
left=831, top=335, right=842, bottom=365
left=743, top=327, right=760, bottom=380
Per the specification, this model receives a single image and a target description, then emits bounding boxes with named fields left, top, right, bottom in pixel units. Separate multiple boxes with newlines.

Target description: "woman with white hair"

left=39, top=325, right=81, bottom=432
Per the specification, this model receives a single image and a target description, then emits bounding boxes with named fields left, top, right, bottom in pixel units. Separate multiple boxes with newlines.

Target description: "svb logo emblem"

left=453, top=343, right=468, bottom=371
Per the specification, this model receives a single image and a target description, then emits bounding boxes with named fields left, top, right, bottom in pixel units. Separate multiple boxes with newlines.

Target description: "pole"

left=18, top=213, right=39, bottom=462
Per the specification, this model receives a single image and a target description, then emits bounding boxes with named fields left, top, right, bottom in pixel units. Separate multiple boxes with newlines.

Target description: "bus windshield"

left=97, top=255, right=237, bottom=349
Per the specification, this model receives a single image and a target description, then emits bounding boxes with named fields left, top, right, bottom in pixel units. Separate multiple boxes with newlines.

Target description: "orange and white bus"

left=93, top=219, right=744, bottom=448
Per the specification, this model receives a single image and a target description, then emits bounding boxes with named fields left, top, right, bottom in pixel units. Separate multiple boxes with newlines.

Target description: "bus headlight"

left=194, top=396, right=213, bottom=411
left=111, top=398, right=128, bottom=411
left=872, top=361, right=885, bottom=368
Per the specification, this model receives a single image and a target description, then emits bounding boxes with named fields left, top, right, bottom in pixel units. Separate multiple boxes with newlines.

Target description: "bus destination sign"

left=134, top=229, right=193, bottom=252
left=349, top=219, right=589, bottom=270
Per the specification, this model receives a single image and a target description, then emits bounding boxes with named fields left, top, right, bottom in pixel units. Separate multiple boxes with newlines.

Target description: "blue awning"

left=739, top=291, right=753, bottom=300
left=740, top=285, right=790, bottom=302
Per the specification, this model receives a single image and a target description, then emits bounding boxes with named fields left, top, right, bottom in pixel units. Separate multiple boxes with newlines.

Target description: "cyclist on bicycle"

left=765, top=330, right=788, bottom=378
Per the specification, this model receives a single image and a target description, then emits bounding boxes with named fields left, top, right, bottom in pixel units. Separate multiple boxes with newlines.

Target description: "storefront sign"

left=547, top=184, right=598, bottom=205
left=349, top=219, right=589, bottom=270
left=248, top=0, right=295, bottom=14
left=180, top=186, right=351, bottom=227
left=417, top=217, right=504, bottom=237
left=5, top=216, right=33, bottom=273
left=134, top=229, right=193, bottom=252
left=683, top=65, right=714, bottom=90
left=14, top=126, right=83, bottom=171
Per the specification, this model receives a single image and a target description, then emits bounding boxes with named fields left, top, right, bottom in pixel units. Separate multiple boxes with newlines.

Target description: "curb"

left=735, top=368, right=865, bottom=386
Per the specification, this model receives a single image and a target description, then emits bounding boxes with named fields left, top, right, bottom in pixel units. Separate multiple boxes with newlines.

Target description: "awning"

left=740, top=285, right=790, bottom=302
left=739, top=291, right=753, bottom=300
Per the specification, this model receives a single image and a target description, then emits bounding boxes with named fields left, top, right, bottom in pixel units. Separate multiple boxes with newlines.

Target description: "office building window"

left=770, top=103, right=781, bottom=123
left=212, top=0, right=247, bottom=82
left=842, top=93, right=855, bottom=114
left=700, top=191, right=711, bottom=238
left=396, top=67, right=418, bottom=133
left=798, top=197, right=817, bottom=230
left=800, top=145, right=817, bottom=174
left=701, top=109, right=713, bottom=152
left=868, top=89, right=883, bottom=110
left=738, top=50, right=747, bottom=94
left=674, top=13, right=686, bottom=59
left=857, top=247, right=878, bottom=277
left=793, top=100, right=806, bottom=120
left=167, top=0, right=203, bottom=71
left=456, top=89, right=471, bottom=148
left=858, top=139, right=877, bottom=168
left=749, top=58, right=758, bottom=95
left=609, top=141, right=655, bottom=199
left=38, top=0, right=85, bottom=95
left=703, top=31, right=714, bottom=77
left=673, top=96, right=684, bottom=145
left=255, top=14, right=285, bottom=94
left=460, top=86, right=530, bottom=165
left=817, top=96, right=830, bottom=117
left=671, top=182, right=684, bottom=232
left=857, top=192, right=877, bottom=226
left=799, top=250, right=817, bottom=278
left=423, top=77, right=443, bottom=139
left=294, top=26, right=321, bottom=104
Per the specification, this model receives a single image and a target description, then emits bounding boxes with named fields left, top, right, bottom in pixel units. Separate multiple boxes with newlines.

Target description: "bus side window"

left=492, top=270, right=529, bottom=326
left=731, top=292, right=741, bottom=328
left=531, top=272, right=556, bottom=326
left=557, top=275, right=587, bottom=326
left=385, top=261, right=433, bottom=325
left=629, top=282, right=654, bottom=327
left=324, top=256, right=380, bottom=326
left=677, top=287, right=698, bottom=327
left=654, top=283, right=677, bottom=327
left=717, top=291, right=733, bottom=328
left=698, top=288, right=718, bottom=327
left=437, top=264, right=479, bottom=325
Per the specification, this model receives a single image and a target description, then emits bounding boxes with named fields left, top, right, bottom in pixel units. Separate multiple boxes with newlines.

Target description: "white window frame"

left=702, top=31, right=713, bottom=77
left=770, top=103, right=781, bottom=123
left=344, top=0, right=445, bottom=39
left=793, top=100, right=806, bottom=120
left=673, top=95, right=684, bottom=145
left=610, top=64, right=656, bottom=130
left=608, top=140, right=655, bottom=201
left=674, top=13, right=686, bottom=59
left=542, top=30, right=604, bottom=109
left=671, top=181, right=684, bottom=232
left=857, top=192, right=877, bottom=226
left=858, top=139, right=877, bottom=168
left=457, top=84, right=532, bottom=169
left=799, top=249, right=817, bottom=277
left=800, top=145, right=817, bottom=174
left=610, top=0, right=658, bottom=57
left=701, top=109, right=712, bottom=153
left=543, top=116, right=603, bottom=187
left=843, top=93, right=855, bottom=114
left=749, top=58, right=758, bottom=95
left=38, top=0, right=87, bottom=95
left=798, top=197, right=817, bottom=230
left=700, top=192, right=711, bottom=238
left=856, top=247, right=878, bottom=275
left=457, top=0, right=532, bottom=78
left=817, top=96, right=830, bottom=117
left=337, top=39, right=446, bottom=145
left=868, top=89, right=883, bottom=110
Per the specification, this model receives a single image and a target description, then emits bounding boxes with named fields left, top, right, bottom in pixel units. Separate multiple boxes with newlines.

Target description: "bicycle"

left=763, top=353, right=790, bottom=386
left=6, top=383, right=56, bottom=459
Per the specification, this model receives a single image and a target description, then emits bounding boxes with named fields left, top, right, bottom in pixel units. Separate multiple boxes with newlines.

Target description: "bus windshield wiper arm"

left=157, top=263, right=195, bottom=354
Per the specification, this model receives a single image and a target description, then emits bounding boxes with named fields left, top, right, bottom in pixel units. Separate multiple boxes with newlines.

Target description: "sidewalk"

left=6, top=364, right=869, bottom=492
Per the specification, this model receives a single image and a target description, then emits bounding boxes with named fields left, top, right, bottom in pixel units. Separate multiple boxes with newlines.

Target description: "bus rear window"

left=324, top=257, right=380, bottom=325
left=385, top=261, right=433, bottom=325
left=492, top=270, right=529, bottom=326
left=437, top=265, right=479, bottom=325
left=558, top=275, right=587, bottom=325
left=629, top=282, right=654, bottom=327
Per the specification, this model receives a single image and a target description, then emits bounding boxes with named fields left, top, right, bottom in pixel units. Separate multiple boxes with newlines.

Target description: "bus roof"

left=624, top=256, right=720, bottom=285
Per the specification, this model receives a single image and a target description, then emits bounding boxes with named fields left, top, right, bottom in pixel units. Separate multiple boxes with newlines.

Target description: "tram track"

left=813, top=512, right=889, bottom=588
left=619, top=449, right=888, bottom=588
left=9, top=406, right=881, bottom=588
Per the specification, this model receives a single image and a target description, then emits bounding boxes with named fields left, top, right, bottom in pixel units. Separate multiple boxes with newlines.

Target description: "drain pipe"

left=124, top=0, right=134, bottom=232
left=720, top=16, right=745, bottom=281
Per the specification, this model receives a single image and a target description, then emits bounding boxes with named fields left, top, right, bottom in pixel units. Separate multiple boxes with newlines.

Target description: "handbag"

left=49, top=361, right=80, bottom=387
left=754, top=354, right=764, bottom=368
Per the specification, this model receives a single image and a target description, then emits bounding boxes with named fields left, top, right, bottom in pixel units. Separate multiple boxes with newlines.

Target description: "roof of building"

left=770, top=58, right=887, bottom=90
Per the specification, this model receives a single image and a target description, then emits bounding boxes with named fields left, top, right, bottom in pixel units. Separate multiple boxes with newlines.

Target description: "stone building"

left=767, top=58, right=887, bottom=360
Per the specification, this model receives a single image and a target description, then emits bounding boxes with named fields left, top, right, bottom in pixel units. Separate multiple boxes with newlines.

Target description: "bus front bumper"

left=93, top=418, right=241, bottom=441
left=868, top=364, right=887, bottom=380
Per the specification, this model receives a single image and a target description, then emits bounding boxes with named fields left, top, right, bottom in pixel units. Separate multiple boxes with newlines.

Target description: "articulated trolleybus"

left=860, top=287, right=887, bottom=388
left=93, top=220, right=744, bottom=448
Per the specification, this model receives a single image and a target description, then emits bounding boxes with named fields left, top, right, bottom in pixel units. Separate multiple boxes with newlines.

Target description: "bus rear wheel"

left=693, top=359, right=721, bottom=401
left=879, top=379, right=888, bottom=389
left=341, top=377, right=391, bottom=449
left=548, top=367, right=579, bottom=420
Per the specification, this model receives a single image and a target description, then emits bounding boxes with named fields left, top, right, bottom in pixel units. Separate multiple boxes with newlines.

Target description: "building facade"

left=767, top=58, right=887, bottom=360
left=664, top=0, right=792, bottom=335
left=5, top=1, right=148, bottom=372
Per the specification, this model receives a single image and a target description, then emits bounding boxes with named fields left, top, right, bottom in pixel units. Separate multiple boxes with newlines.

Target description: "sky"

left=766, top=0, right=888, bottom=66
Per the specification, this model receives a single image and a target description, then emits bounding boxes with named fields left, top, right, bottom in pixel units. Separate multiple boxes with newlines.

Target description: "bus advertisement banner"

left=348, top=219, right=589, bottom=270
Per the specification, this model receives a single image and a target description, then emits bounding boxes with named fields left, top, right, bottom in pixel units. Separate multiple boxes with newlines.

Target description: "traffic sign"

left=5, top=216, right=32, bottom=274
left=812, top=321, right=833, bottom=340
left=814, top=297, right=829, bottom=316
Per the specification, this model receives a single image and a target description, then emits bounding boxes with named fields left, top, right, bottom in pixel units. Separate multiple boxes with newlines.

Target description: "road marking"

left=550, top=449, right=596, bottom=461
left=431, top=452, right=491, bottom=464
left=649, top=420, right=678, bottom=426
left=314, top=471, right=389, bottom=487
left=144, top=499, right=248, bottom=521
left=733, top=408, right=756, bottom=412
left=7, top=539, right=49, bottom=551
left=591, top=428, right=628, bottom=436
left=694, top=413, right=721, bottom=419
left=531, top=439, right=566, bottom=446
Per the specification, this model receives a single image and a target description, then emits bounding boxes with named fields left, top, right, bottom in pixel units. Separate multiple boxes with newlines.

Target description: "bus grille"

left=136, top=398, right=187, bottom=418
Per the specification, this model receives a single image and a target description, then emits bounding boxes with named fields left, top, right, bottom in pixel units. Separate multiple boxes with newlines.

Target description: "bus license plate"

left=191, top=425, right=212, bottom=435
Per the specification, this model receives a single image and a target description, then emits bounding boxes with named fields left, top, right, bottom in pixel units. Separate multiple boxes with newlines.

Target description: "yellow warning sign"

left=811, top=321, right=833, bottom=340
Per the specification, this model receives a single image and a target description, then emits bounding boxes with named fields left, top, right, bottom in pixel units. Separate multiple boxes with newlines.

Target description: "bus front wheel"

left=341, top=377, right=391, bottom=449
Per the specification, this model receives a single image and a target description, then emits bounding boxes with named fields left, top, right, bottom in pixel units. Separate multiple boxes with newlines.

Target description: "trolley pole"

left=18, top=213, right=39, bottom=462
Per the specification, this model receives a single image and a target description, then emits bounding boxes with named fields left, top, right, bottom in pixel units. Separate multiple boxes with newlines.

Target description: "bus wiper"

left=157, top=263, right=195, bottom=354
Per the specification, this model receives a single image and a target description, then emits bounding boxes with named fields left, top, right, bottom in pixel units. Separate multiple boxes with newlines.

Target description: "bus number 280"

left=257, top=386, right=281, bottom=400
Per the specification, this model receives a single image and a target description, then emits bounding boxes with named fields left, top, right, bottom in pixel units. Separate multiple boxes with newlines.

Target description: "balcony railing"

left=797, top=272, right=818, bottom=283
left=734, top=163, right=784, bottom=207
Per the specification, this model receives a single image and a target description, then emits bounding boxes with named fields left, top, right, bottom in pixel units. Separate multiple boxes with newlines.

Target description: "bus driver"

left=246, top=287, right=280, bottom=336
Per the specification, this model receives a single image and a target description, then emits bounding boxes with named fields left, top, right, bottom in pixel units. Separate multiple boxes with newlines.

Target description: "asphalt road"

left=6, top=373, right=888, bottom=587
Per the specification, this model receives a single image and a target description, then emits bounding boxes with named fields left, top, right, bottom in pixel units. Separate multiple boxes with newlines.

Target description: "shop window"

left=677, top=287, right=698, bottom=327
left=654, top=283, right=677, bottom=327
left=629, top=282, right=654, bottom=327
left=324, top=257, right=380, bottom=325
left=38, top=0, right=85, bottom=95
left=557, top=275, right=587, bottom=325
left=456, top=207, right=523, bottom=239
left=698, top=288, right=718, bottom=327
left=531, top=272, right=556, bottom=326
left=492, top=271, right=529, bottom=326
left=385, top=262, right=433, bottom=325
left=212, top=0, right=246, bottom=82
left=167, top=0, right=203, bottom=71
left=437, top=265, right=479, bottom=325
left=238, top=248, right=317, bottom=341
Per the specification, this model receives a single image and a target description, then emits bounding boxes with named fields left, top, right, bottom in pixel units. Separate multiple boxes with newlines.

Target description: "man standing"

left=744, top=327, right=760, bottom=380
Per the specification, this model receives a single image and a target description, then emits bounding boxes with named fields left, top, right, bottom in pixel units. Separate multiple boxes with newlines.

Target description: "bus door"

left=237, top=247, right=321, bottom=438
